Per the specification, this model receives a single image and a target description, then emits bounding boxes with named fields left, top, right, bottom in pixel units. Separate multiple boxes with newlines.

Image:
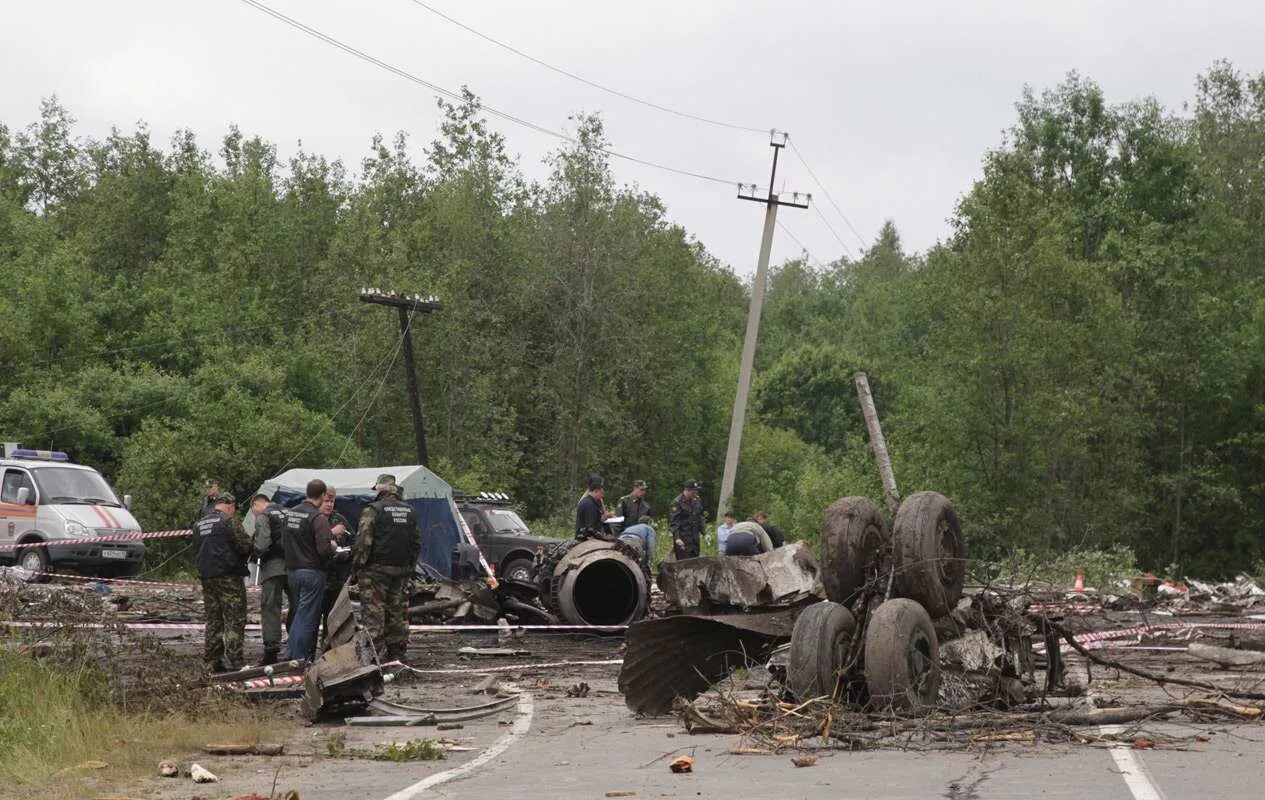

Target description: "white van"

left=0, top=444, right=145, bottom=580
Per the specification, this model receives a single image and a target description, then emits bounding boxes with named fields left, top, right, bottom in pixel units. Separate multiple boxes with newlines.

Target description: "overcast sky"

left=3, top=0, right=1263, bottom=275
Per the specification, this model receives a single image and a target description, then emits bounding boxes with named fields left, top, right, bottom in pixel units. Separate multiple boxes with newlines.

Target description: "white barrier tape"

left=239, top=674, right=305, bottom=689
left=0, top=529, right=192, bottom=550
left=1034, top=620, right=1265, bottom=653
left=406, top=624, right=628, bottom=632
left=387, top=659, right=623, bottom=675
left=1, top=620, right=261, bottom=631
left=20, top=569, right=200, bottom=590
left=1027, top=603, right=1103, bottom=614
left=18, top=569, right=263, bottom=592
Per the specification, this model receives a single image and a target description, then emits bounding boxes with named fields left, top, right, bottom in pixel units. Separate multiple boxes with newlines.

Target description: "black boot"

left=261, top=647, right=280, bottom=666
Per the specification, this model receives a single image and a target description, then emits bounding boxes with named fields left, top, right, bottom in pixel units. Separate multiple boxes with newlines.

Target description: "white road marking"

left=1100, top=724, right=1167, bottom=800
left=381, top=689, right=534, bottom=800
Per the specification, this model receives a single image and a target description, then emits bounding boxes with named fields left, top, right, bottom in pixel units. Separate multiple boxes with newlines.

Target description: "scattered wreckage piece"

left=349, top=693, right=520, bottom=726
left=539, top=539, right=650, bottom=626
left=619, top=610, right=799, bottom=716
left=300, top=630, right=384, bottom=720
left=406, top=571, right=558, bottom=626
left=657, top=543, right=820, bottom=612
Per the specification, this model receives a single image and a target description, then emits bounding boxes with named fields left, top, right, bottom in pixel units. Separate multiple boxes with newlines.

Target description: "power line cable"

left=334, top=309, right=414, bottom=465
left=398, top=0, right=768, bottom=134
left=789, top=141, right=869, bottom=250
left=277, top=321, right=405, bottom=472
left=0, top=307, right=351, bottom=371
left=776, top=221, right=824, bottom=268
left=812, top=203, right=854, bottom=258
left=235, top=0, right=739, bottom=186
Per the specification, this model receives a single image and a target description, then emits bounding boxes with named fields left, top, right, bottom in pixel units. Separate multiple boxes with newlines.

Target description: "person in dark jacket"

left=319, top=485, right=354, bottom=647
left=250, top=492, right=293, bottom=665
left=353, top=475, right=421, bottom=662
left=613, top=480, right=650, bottom=535
left=192, top=491, right=251, bottom=671
left=669, top=479, right=705, bottom=559
left=754, top=511, right=786, bottom=549
left=574, top=474, right=611, bottom=539
left=284, top=479, right=336, bottom=661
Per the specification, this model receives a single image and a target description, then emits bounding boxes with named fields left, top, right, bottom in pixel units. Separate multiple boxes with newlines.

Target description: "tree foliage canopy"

left=3, top=63, right=1265, bottom=577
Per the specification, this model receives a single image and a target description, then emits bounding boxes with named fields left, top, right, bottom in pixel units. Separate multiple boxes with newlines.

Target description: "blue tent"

left=252, top=464, right=460, bottom=577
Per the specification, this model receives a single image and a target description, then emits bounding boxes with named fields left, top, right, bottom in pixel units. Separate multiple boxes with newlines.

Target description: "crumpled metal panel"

left=300, top=630, right=384, bottom=720
left=618, top=609, right=800, bottom=716
left=657, top=542, right=821, bottom=611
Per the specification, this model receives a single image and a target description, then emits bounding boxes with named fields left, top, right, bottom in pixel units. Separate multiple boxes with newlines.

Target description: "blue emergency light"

left=4, top=444, right=69, bottom=461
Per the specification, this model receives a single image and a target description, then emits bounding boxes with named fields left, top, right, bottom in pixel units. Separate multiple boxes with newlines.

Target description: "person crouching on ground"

left=283, top=479, right=335, bottom=661
left=722, top=519, right=774, bottom=556
left=353, top=475, right=421, bottom=663
left=618, top=515, right=657, bottom=567
left=193, top=491, right=251, bottom=672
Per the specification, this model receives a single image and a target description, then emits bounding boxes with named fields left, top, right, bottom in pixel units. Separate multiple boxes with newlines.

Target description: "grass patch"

left=373, top=738, right=446, bottom=762
left=978, top=544, right=1139, bottom=590
left=0, top=648, right=273, bottom=795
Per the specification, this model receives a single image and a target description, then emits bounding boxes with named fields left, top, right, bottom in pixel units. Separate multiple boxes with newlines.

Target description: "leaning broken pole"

left=853, top=371, right=900, bottom=516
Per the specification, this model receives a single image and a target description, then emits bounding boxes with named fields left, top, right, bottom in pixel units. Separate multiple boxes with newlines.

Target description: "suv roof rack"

left=454, top=490, right=513, bottom=505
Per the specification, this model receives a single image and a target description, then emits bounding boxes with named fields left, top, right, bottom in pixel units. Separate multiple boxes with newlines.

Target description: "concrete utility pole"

left=358, top=288, right=443, bottom=467
left=716, top=131, right=810, bottom=522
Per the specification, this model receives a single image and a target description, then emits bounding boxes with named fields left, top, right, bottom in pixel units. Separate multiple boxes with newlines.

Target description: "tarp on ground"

left=252, top=465, right=459, bottom=578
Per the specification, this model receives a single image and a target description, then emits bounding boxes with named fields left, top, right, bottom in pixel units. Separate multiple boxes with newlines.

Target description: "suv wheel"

left=501, top=557, right=535, bottom=583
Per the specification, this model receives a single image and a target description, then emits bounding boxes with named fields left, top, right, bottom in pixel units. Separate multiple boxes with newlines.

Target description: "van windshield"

left=486, top=509, right=529, bottom=534
left=31, top=467, right=121, bottom=506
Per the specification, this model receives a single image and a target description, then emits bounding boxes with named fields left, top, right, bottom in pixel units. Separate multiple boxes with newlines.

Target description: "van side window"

left=461, top=510, right=488, bottom=538
left=1, top=469, right=35, bottom=504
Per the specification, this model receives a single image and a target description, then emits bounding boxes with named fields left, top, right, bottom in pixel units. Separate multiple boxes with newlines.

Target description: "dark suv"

left=455, top=493, right=565, bottom=582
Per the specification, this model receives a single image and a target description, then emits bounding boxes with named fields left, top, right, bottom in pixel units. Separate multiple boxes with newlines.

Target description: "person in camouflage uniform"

left=353, top=475, right=421, bottom=662
left=250, top=492, right=294, bottom=665
left=669, top=479, right=705, bottom=560
left=613, top=480, right=650, bottom=535
left=192, top=491, right=251, bottom=671
left=319, top=486, right=354, bottom=646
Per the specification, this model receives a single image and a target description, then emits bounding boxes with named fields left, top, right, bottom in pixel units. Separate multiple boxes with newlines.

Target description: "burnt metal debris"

left=538, top=538, right=651, bottom=626
left=657, top=543, right=820, bottom=612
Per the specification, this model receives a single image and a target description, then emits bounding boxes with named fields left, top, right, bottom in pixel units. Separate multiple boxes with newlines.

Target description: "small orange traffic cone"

left=1073, top=574, right=1085, bottom=593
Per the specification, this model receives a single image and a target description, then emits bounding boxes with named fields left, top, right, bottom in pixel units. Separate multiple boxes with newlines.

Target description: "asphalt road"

left=364, top=672, right=1265, bottom=800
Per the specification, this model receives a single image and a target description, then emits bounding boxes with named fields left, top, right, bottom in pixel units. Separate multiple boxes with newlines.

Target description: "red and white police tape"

left=0, top=528, right=192, bottom=550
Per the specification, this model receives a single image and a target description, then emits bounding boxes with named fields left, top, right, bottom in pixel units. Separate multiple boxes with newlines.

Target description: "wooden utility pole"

left=716, top=131, right=810, bottom=522
left=358, top=288, right=442, bottom=466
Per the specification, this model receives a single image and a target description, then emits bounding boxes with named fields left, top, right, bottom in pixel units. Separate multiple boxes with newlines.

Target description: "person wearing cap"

left=352, top=475, right=421, bottom=662
left=613, top=480, right=651, bottom=536
left=283, top=479, right=337, bottom=661
left=250, top=492, right=295, bottom=665
left=574, top=474, right=612, bottom=540
left=319, top=486, right=354, bottom=647
left=669, top=479, right=705, bottom=559
left=192, top=491, right=251, bottom=672
left=716, top=510, right=737, bottom=555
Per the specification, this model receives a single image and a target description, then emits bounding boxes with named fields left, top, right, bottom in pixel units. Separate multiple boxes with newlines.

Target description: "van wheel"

left=16, top=545, right=49, bottom=583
